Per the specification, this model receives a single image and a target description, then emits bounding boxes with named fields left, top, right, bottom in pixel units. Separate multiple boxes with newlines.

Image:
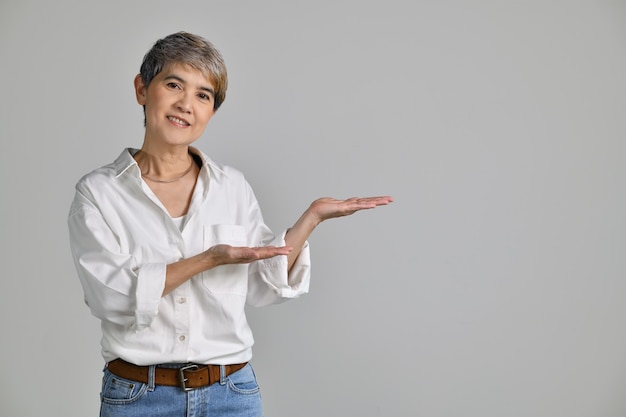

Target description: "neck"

left=134, top=147, right=195, bottom=180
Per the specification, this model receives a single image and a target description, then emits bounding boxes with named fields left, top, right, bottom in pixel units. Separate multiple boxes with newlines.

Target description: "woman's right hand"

left=204, top=244, right=293, bottom=268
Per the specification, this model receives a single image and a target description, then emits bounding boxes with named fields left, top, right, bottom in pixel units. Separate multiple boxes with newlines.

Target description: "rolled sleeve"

left=134, top=262, right=166, bottom=330
left=68, top=196, right=166, bottom=330
left=247, top=230, right=311, bottom=307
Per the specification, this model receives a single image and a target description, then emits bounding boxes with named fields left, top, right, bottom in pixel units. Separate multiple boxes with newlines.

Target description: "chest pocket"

left=202, top=224, right=248, bottom=295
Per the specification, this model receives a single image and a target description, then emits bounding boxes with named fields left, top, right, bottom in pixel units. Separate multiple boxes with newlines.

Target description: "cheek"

left=200, top=110, right=216, bottom=125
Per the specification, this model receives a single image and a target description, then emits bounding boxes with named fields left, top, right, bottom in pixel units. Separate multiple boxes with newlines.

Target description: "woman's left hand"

left=309, top=196, right=394, bottom=223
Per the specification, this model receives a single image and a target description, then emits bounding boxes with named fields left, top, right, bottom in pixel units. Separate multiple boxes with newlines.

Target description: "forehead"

left=159, top=62, right=216, bottom=88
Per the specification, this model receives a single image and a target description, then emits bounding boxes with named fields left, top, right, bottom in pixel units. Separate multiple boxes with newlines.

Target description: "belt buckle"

left=179, top=364, right=199, bottom=391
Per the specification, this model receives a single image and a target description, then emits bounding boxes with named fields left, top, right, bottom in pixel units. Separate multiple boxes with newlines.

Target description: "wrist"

left=303, top=206, right=323, bottom=228
left=300, top=207, right=324, bottom=230
left=199, top=250, right=218, bottom=270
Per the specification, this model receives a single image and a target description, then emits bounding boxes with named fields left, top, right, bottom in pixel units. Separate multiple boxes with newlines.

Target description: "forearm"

left=164, top=252, right=214, bottom=296
left=164, top=244, right=293, bottom=296
left=285, top=207, right=321, bottom=270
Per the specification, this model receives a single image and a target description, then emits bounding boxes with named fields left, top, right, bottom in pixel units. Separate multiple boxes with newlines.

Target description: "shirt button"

left=178, top=297, right=187, bottom=304
left=179, top=335, right=186, bottom=342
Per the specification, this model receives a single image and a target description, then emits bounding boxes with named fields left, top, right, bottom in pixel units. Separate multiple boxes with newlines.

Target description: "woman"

left=68, top=32, right=392, bottom=417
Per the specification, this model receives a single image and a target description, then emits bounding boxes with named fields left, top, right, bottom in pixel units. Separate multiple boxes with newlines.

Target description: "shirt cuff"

left=133, top=262, right=166, bottom=330
left=252, top=231, right=311, bottom=300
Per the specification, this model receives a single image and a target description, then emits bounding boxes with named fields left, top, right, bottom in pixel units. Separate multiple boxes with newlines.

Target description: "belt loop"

left=219, top=365, right=227, bottom=385
left=147, top=365, right=156, bottom=392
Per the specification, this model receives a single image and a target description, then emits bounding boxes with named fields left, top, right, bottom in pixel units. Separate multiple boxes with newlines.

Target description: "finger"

left=343, top=196, right=393, bottom=213
left=229, top=249, right=286, bottom=263
left=253, top=246, right=293, bottom=258
left=357, top=196, right=394, bottom=206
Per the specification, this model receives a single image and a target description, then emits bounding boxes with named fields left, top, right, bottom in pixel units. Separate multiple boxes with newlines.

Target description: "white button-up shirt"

left=68, top=148, right=310, bottom=366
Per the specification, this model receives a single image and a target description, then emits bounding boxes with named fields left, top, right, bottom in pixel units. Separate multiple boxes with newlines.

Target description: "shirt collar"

left=113, top=147, right=227, bottom=182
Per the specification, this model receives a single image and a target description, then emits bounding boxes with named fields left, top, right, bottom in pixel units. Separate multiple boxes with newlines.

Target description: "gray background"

left=1, top=0, right=625, bottom=416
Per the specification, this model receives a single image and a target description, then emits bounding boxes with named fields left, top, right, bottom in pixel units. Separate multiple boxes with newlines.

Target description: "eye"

left=166, top=82, right=181, bottom=90
left=198, top=93, right=213, bottom=102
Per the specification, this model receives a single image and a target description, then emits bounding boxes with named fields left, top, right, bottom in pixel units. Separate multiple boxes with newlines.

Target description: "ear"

left=134, top=74, right=147, bottom=105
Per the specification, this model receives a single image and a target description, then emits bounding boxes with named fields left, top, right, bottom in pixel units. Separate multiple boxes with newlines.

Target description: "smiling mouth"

left=168, top=116, right=190, bottom=126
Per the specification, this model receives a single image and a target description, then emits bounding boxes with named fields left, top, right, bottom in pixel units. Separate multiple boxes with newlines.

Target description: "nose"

left=176, top=93, right=192, bottom=113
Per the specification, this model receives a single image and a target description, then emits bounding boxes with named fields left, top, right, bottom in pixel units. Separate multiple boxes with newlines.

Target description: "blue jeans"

left=99, top=363, right=263, bottom=417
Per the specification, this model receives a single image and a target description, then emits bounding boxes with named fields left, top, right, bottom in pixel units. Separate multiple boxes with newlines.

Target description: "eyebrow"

left=163, top=74, right=215, bottom=97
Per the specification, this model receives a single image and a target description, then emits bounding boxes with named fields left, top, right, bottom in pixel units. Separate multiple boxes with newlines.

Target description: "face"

left=134, top=63, right=216, bottom=147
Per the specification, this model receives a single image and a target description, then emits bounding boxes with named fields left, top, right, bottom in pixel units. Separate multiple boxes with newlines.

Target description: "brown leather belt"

left=107, top=359, right=248, bottom=391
